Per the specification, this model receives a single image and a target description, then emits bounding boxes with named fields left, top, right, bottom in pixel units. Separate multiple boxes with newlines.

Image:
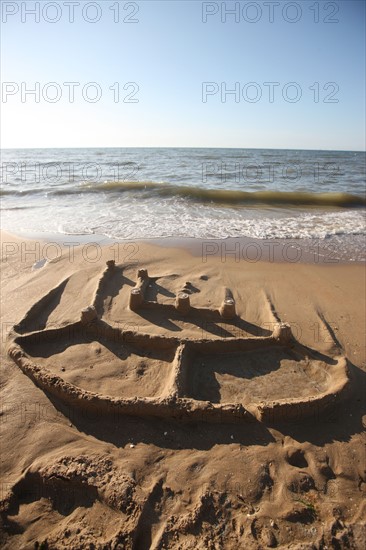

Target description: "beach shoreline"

left=2, top=229, right=365, bottom=265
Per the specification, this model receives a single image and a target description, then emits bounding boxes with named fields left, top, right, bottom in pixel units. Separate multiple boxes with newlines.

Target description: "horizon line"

left=1, top=146, right=365, bottom=153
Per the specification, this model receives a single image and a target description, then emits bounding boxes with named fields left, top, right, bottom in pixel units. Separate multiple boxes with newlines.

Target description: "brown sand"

left=0, top=230, right=365, bottom=549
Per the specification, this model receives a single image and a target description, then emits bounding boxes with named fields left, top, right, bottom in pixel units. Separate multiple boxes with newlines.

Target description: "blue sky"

left=1, top=0, right=365, bottom=150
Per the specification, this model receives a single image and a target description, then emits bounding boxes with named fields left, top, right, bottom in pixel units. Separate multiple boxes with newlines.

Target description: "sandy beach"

left=0, top=229, right=365, bottom=549
left=2, top=0, right=366, bottom=546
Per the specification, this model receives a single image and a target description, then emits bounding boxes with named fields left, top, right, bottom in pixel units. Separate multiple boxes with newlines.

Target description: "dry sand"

left=0, top=230, right=365, bottom=549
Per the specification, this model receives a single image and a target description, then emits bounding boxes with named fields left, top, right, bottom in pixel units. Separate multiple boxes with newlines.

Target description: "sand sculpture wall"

left=8, top=262, right=351, bottom=425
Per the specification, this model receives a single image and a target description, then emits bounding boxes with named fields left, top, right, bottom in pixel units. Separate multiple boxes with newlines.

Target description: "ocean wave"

left=1, top=181, right=365, bottom=207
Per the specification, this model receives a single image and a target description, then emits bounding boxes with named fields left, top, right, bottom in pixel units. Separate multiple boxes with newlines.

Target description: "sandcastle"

left=7, top=262, right=351, bottom=425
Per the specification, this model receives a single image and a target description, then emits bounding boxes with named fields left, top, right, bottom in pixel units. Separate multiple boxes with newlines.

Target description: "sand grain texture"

left=1, top=231, right=365, bottom=549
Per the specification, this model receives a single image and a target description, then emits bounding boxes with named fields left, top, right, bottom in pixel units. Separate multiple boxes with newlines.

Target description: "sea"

left=1, top=147, right=365, bottom=261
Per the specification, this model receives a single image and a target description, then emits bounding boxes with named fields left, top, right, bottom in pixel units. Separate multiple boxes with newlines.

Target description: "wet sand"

left=1, top=230, right=365, bottom=549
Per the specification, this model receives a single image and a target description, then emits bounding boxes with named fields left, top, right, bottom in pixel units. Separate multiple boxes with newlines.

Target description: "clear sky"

left=1, top=0, right=365, bottom=150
